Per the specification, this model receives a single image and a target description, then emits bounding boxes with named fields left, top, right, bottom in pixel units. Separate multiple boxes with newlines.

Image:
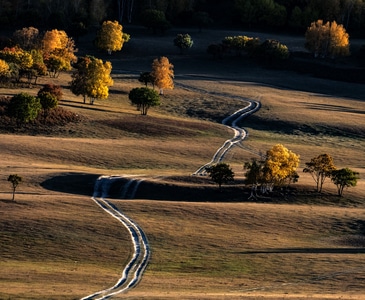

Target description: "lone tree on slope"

left=129, top=87, right=160, bottom=115
left=8, top=174, right=22, bottom=201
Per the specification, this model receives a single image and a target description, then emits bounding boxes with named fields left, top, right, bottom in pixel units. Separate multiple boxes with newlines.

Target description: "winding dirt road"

left=175, top=77, right=261, bottom=175
left=81, top=176, right=150, bottom=300
left=81, top=78, right=261, bottom=299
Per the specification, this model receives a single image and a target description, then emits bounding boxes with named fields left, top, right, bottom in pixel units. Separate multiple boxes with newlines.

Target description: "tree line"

left=207, top=144, right=359, bottom=198
left=0, top=18, right=354, bottom=124
left=1, top=1, right=365, bottom=35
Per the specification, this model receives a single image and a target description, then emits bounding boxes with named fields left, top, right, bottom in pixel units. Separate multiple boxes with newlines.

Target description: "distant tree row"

left=206, top=144, right=359, bottom=198
left=207, top=20, right=351, bottom=62
left=0, top=21, right=131, bottom=105
left=207, top=35, right=290, bottom=62
left=243, top=145, right=359, bottom=198
left=1, top=0, right=365, bottom=35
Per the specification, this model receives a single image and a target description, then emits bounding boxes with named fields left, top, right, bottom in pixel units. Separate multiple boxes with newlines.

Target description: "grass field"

left=1, top=26, right=365, bottom=299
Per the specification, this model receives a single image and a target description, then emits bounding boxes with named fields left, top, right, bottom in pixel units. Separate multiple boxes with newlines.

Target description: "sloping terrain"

left=0, top=26, right=365, bottom=299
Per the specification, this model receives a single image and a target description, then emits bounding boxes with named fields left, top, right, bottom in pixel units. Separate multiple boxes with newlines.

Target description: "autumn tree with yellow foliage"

left=265, top=144, right=300, bottom=187
left=305, top=20, right=350, bottom=58
left=150, top=56, right=174, bottom=94
left=70, top=56, right=113, bottom=104
left=42, top=29, right=77, bottom=77
left=95, top=20, right=130, bottom=54
left=244, top=144, right=300, bottom=196
left=0, top=59, right=10, bottom=79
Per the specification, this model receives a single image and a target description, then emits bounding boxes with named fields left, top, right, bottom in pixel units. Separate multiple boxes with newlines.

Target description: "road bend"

left=81, top=177, right=150, bottom=300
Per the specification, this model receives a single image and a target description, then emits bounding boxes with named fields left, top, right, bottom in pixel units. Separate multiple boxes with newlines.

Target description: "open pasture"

left=1, top=27, right=365, bottom=299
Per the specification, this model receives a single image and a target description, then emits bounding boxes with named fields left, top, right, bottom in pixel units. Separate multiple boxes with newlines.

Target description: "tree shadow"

left=40, top=172, right=101, bottom=196
left=237, top=247, right=365, bottom=255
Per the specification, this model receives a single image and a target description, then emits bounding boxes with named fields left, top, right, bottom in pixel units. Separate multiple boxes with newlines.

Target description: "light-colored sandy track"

left=81, top=176, right=150, bottom=300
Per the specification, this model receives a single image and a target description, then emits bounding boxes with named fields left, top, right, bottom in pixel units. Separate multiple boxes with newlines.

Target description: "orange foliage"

left=151, top=56, right=174, bottom=92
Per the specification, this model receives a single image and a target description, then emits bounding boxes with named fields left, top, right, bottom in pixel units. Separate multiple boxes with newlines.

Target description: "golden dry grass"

left=1, top=27, right=365, bottom=299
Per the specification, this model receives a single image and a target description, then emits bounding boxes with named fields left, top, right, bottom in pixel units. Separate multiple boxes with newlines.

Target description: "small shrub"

left=38, top=83, right=63, bottom=101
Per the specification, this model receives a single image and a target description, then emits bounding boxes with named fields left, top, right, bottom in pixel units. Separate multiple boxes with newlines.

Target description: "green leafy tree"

left=254, top=39, right=290, bottom=61
left=331, top=168, right=359, bottom=197
left=223, top=35, right=260, bottom=56
left=303, top=153, right=336, bottom=193
left=6, top=92, right=41, bottom=125
left=206, top=163, right=234, bottom=190
left=138, top=71, right=154, bottom=87
left=95, top=20, right=130, bottom=54
left=28, top=49, right=47, bottom=84
left=70, top=56, right=90, bottom=103
left=129, top=87, right=160, bottom=115
left=140, top=9, right=171, bottom=34
left=173, top=33, right=193, bottom=54
left=37, top=91, right=58, bottom=121
left=8, top=174, right=22, bottom=201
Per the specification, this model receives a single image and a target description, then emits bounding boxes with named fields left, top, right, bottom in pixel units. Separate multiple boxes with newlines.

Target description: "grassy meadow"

left=1, top=27, right=365, bottom=299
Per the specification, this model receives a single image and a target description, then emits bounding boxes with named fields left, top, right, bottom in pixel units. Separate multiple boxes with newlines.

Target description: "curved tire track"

left=82, top=78, right=260, bottom=299
left=81, top=177, right=150, bottom=300
left=175, top=79, right=261, bottom=175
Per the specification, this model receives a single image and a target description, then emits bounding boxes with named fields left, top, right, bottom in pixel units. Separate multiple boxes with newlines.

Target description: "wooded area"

left=1, top=0, right=365, bottom=36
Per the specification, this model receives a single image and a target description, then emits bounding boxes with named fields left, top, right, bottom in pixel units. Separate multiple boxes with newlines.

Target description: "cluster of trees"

left=244, top=144, right=300, bottom=197
left=5, top=84, right=62, bottom=125
left=207, top=144, right=359, bottom=198
left=303, top=153, right=359, bottom=197
left=207, top=20, right=351, bottom=62
left=0, top=21, right=130, bottom=105
left=1, top=1, right=365, bottom=35
left=207, top=35, right=290, bottom=61
left=0, top=27, right=77, bottom=84
left=131, top=56, right=174, bottom=115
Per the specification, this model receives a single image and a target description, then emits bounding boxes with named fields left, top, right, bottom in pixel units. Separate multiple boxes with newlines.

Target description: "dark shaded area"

left=135, top=180, right=244, bottom=202
left=100, top=115, right=214, bottom=138
left=40, top=173, right=363, bottom=205
left=40, top=173, right=101, bottom=196
left=237, top=247, right=365, bottom=255
left=242, top=114, right=365, bottom=139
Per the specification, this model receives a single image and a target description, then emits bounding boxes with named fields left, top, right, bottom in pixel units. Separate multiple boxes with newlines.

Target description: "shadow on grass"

left=238, top=247, right=365, bottom=254
left=40, top=172, right=246, bottom=201
left=40, top=172, right=101, bottom=196
left=242, top=114, right=365, bottom=139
